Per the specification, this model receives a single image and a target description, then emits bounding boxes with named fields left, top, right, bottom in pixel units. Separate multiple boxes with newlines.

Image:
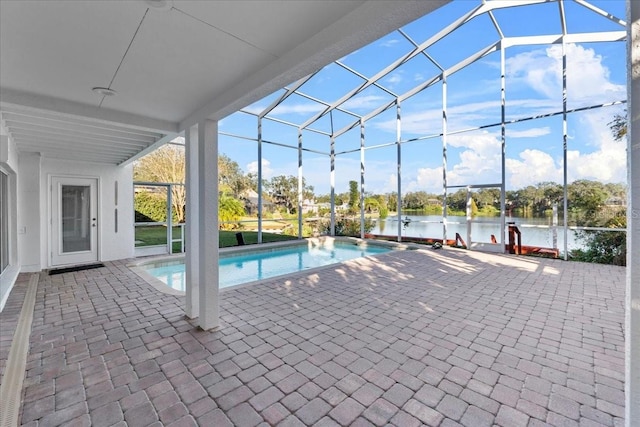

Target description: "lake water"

left=370, top=214, right=583, bottom=251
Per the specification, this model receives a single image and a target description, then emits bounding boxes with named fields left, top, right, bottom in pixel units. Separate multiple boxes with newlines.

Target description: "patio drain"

left=0, top=273, right=38, bottom=427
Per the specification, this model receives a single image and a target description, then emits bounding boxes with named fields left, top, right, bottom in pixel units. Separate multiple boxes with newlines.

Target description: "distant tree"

left=348, top=181, right=359, bottom=214
left=134, top=145, right=253, bottom=223
left=374, top=195, right=389, bottom=219
left=219, top=154, right=251, bottom=199
left=446, top=189, right=467, bottom=212
left=387, top=193, right=398, bottom=212
left=335, top=192, right=348, bottom=206
left=134, top=144, right=187, bottom=223
left=364, top=197, right=380, bottom=213
left=266, top=175, right=314, bottom=214
left=568, top=180, right=608, bottom=218
left=540, top=182, right=563, bottom=209
left=315, top=194, right=330, bottom=204
left=403, top=191, right=430, bottom=210
left=475, top=188, right=499, bottom=209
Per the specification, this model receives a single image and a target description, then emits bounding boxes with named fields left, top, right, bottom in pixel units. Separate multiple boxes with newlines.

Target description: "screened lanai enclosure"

left=156, top=0, right=623, bottom=260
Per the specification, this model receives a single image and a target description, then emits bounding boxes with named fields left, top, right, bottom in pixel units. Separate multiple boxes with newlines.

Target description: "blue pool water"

left=145, top=242, right=391, bottom=291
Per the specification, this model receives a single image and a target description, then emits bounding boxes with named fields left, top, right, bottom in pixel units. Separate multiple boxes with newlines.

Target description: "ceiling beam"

left=1, top=110, right=162, bottom=139
left=0, top=88, right=179, bottom=134
left=7, top=125, right=151, bottom=147
left=4, top=121, right=156, bottom=146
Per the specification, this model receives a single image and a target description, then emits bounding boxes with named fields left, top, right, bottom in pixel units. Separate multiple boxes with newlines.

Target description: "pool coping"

left=127, top=236, right=420, bottom=296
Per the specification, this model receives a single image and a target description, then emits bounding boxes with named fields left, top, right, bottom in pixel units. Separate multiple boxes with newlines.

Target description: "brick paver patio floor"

left=0, top=247, right=626, bottom=426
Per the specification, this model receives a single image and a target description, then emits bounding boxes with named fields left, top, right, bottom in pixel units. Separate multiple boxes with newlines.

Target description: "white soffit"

left=0, top=0, right=449, bottom=164
left=0, top=104, right=165, bottom=164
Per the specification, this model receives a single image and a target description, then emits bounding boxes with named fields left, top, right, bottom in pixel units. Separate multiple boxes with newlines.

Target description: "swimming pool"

left=137, top=239, right=394, bottom=292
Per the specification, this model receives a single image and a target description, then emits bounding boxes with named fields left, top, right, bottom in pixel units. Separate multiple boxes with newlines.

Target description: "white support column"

left=197, top=119, right=219, bottom=331
left=626, top=1, right=639, bottom=424
left=184, top=125, right=199, bottom=319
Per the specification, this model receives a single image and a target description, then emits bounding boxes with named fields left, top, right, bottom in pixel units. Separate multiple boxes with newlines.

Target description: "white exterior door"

left=51, top=176, right=98, bottom=266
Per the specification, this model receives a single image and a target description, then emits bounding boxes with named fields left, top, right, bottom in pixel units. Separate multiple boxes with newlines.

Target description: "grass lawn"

left=135, top=225, right=298, bottom=252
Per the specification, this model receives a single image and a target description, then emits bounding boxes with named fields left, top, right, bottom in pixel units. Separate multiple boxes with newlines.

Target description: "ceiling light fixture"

left=143, top=0, right=173, bottom=12
left=92, top=87, right=117, bottom=97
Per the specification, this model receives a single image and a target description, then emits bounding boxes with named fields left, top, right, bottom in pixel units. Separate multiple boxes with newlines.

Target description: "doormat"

left=48, top=263, right=105, bottom=275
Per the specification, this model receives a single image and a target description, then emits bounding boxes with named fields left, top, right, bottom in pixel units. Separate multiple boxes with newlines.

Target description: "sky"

left=209, top=0, right=627, bottom=197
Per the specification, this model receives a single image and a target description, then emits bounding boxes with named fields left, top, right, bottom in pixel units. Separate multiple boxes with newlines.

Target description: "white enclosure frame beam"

left=257, top=118, right=263, bottom=244
left=396, top=101, right=402, bottom=242
left=562, top=36, right=569, bottom=261
left=298, top=129, right=303, bottom=239
left=360, top=121, right=366, bottom=239
left=442, top=74, right=448, bottom=244
left=330, top=136, right=336, bottom=236
left=499, top=42, right=507, bottom=249
left=626, top=2, right=639, bottom=425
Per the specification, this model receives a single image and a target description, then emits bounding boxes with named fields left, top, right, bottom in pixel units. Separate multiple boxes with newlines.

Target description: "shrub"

left=219, top=195, right=246, bottom=230
left=318, top=217, right=375, bottom=237
left=571, top=215, right=626, bottom=266
left=135, top=191, right=170, bottom=223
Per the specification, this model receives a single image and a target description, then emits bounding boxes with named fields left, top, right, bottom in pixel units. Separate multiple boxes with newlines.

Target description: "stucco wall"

left=39, top=159, right=134, bottom=268
left=17, top=153, right=41, bottom=272
left=0, top=136, right=19, bottom=311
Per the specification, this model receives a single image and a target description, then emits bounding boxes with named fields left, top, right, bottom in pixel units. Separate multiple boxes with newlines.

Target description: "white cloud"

left=506, top=149, right=562, bottom=189
left=271, top=103, right=325, bottom=116
left=566, top=111, right=626, bottom=183
left=380, top=39, right=400, bottom=48
left=411, top=166, right=443, bottom=193
left=372, top=100, right=504, bottom=135
left=506, top=43, right=625, bottom=104
left=343, top=95, right=388, bottom=111
left=394, top=110, right=625, bottom=194
left=385, top=72, right=403, bottom=88
left=247, top=158, right=273, bottom=179
left=506, top=127, right=551, bottom=138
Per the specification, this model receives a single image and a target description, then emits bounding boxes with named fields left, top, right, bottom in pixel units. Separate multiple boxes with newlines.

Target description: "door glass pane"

left=62, top=185, right=91, bottom=252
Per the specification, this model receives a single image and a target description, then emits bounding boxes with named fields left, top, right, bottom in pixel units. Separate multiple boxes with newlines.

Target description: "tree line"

left=134, top=145, right=626, bottom=224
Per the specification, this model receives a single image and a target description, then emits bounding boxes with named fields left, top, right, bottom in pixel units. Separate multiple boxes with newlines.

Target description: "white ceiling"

left=0, top=0, right=448, bottom=164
